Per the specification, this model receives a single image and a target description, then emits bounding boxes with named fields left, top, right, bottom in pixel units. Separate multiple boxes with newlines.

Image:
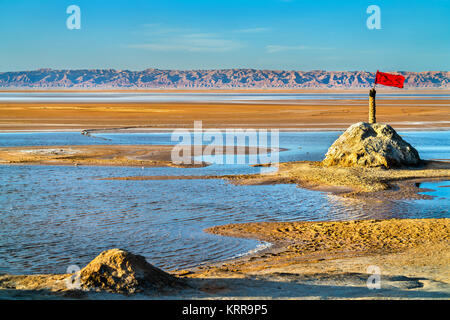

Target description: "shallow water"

left=0, top=131, right=449, bottom=275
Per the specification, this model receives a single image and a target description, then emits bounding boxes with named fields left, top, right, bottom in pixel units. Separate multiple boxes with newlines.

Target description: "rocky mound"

left=322, top=122, right=420, bottom=168
left=78, top=249, right=185, bottom=294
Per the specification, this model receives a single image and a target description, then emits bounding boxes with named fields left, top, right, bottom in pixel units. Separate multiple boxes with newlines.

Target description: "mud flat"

left=1, top=97, right=450, bottom=131
left=0, top=145, right=198, bottom=168
left=0, top=144, right=275, bottom=168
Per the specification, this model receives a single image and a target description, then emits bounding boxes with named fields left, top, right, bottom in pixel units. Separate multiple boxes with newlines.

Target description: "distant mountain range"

left=0, top=69, right=448, bottom=89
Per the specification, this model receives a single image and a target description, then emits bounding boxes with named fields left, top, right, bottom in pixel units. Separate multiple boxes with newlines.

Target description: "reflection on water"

left=0, top=131, right=449, bottom=275
left=414, top=181, right=450, bottom=215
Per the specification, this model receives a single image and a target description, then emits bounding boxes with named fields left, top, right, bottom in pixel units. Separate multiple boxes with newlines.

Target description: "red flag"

left=375, top=70, right=405, bottom=88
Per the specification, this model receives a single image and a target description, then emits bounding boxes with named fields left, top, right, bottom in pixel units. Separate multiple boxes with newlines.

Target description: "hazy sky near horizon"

left=0, top=0, right=449, bottom=72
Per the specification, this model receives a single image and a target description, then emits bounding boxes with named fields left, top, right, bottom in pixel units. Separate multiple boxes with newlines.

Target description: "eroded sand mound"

left=322, top=122, right=420, bottom=168
left=79, top=249, right=184, bottom=294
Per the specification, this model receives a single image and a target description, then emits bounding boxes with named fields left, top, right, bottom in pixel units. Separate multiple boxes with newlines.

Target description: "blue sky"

left=0, top=0, right=449, bottom=72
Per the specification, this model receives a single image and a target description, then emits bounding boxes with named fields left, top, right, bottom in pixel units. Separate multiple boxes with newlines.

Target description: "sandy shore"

left=1, top=218, right=448, bottom=299
left=0, top=158, right=449, bottom=299
left=1, top=97, right=450, bottom=131
left=188, top=218, right=450, bottom=299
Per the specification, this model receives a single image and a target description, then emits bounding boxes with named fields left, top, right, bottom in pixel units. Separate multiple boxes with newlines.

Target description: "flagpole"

left=369, top=72, right=377, bottom=124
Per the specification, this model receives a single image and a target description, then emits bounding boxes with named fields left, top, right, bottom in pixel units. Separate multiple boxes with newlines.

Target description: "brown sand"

left=183, top=218, right=450, bottom=299
left=205, top=219, right=450, bottom=259
left=1, top=98, right=449, bottom=131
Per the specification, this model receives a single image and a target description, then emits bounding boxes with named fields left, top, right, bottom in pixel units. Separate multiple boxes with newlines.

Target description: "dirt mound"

left=79, top=249, right=185, bottom=294
left=322, top=122, right=421, bottom=168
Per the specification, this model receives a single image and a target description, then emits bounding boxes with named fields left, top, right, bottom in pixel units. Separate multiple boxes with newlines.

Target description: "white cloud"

left=266, top=45, right=308, bottom=53
left=266, top=45, right=334, bottom=53
left=130, top=39, right=240, bottom=53
left=128, top=25, right=243, bottom=53
left=233, top=27, right=271, bottom=33
left=140, top=24, right=187, bottom=36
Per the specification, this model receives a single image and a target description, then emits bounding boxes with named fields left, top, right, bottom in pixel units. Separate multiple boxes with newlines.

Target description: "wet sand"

left=1, top=97, right=450, bottom=132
